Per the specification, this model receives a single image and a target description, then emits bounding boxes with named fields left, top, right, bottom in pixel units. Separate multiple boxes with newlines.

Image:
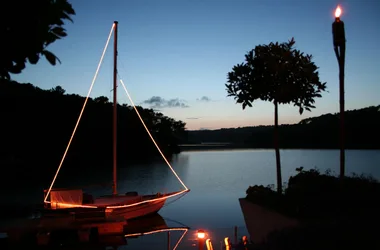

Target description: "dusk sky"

left=12, top=0, right=380, bottom=130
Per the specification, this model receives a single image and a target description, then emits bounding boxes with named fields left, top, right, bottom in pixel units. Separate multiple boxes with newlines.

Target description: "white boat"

left=42, top=21, right=189, bottom=220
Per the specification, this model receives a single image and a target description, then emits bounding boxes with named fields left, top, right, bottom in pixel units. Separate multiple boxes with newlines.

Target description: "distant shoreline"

left=179, top=144, right=380, bottom=151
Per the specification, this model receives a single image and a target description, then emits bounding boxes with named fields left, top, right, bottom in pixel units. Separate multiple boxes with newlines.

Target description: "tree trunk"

left=274, top=101, right=282, bottom=194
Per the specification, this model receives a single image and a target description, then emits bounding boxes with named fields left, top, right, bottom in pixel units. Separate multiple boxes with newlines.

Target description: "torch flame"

left=335, top=6, right=342, bottom=18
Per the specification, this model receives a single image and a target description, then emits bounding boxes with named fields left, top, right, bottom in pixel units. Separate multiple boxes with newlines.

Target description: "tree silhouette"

left=0, top=80, right=187, bottom=186
left=94, top=96, right=109, bottom=104
left=50, top=85, right=66, bottom=95
left=0, top=0, right=75, bottom=80
left=226, top=38, right=326, bottom=193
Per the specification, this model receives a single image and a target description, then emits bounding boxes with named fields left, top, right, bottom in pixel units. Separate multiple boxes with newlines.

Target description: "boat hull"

left=105, top=198, right=166, bottom=220
left=42, top=194, right=168, bottom=221
left=42, top=190, right=188, bottom=221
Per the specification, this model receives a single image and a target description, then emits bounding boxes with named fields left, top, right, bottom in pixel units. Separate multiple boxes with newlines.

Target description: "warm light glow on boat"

left=105, top=189, right=189, bottom=209
left=335, top=6, right=342, bottom=18
left=44, top=201, right=98, bottom=208
left=197, top=230, right=205, bottom=239
left=125, top=227, right=188, bottom=250
left=43, top=189, right=189, bottom=211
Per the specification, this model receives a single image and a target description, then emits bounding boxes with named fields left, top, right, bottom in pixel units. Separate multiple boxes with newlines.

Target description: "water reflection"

left=124, top=214, right=189, bottom=249
left=1, top=214, right=189, bottom=250
left=3, top=149, right=379, bottom=249
left=75, top=154, right=191, bottom=198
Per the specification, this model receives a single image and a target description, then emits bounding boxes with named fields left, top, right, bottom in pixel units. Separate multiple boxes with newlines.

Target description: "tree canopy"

left=226, top=37, right=326, bottom=193
left=0, top=0, right=75, bottom=80
left=226, top=38, right=326, bottom=114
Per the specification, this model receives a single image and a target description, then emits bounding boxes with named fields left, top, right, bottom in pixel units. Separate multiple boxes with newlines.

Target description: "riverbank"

left=239, top=198, right=298, bottom=244
left=240, top=168, right=380, bottom=249
left=179, top=144, right=380, bottom=151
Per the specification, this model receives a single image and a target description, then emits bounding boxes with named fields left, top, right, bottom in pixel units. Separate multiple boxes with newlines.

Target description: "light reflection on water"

left=76, top=149, right=380, bottom=249
left=2, top=149, right=380, bottom=249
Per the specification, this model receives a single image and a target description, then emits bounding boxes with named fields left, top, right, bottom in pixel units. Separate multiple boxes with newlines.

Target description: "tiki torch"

left=332, top=5, right=346, bottom=179
left=197, top=230, right=205, bottom=250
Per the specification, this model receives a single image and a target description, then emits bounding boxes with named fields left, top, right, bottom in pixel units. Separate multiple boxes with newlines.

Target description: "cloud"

left=186, top=117, right=200, bottom=120
left=197, top=96, right=211, bottom=102
left=142, top=96, right=189, bottom=108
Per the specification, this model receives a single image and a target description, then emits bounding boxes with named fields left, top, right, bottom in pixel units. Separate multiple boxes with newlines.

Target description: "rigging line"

left=118, top=59, right=128, bottom=79
left=162, top=217, right=190, bottom=228
left=124, top=227, right=188, bottom=237
left=119, top=79, right=189, bottom=191
left=124, top=228, right=188, bottom=250
left=44, top=23, right=115, bottom=202
left=173, top=229, right=189, bottom=250
left=163, top=192, right=187, bottom=208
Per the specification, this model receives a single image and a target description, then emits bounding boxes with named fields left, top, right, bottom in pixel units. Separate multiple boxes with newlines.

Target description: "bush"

left=246, top=168, right=380, bottom=220
left=251, top=221, right=379, bottom=250
left=246, top=185, right=286, bottom=213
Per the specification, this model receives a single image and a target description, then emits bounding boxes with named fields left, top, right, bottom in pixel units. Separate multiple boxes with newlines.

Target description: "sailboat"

left=42, top=21, right=190, bottom=220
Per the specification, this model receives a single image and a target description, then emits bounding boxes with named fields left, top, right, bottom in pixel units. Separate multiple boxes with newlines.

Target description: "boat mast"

left=112, top=21, right=118, bottom=196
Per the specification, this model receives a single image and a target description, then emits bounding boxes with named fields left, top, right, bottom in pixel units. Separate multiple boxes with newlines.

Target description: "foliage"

left=185, top=105, right=380, bottom=149
left=246, top=185, right=284, bottom=209
left=0, top=80, right=187, bottom=187
left=94, top=96, right=109, bottom=104
left=245, top=169, right=380, bottom=249
left=251, top=221, right=379, bottom=250
left=243, top=167, right=380, bottom=250
left=0, top=0, right=75, bottom=79
left=246, top=167, right=380, bottom=220
left=50, top=85, right=66, bottom=94
left=225, top=37, right=326, bottom=114
left=226, top=38, right=326, bottom=194
left=285, top=167, right=379, bottom=219
left=248, top=168, right=380, bottom=249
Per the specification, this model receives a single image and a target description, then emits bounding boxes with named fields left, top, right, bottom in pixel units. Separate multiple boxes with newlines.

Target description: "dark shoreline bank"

left=179, top=144, right=380, bottom=151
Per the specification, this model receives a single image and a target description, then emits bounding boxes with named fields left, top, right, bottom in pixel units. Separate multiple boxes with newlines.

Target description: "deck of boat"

left=92, top=195, right=142, bottom=206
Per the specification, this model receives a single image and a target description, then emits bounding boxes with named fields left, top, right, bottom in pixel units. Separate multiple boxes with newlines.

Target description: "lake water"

left=3, top=149, right=380, bottom=249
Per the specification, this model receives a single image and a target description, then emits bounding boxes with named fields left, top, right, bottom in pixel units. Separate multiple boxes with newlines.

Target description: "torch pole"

left=338, top=43, right=345, bottom=180
left=332, top=11, right=346, bottom=179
